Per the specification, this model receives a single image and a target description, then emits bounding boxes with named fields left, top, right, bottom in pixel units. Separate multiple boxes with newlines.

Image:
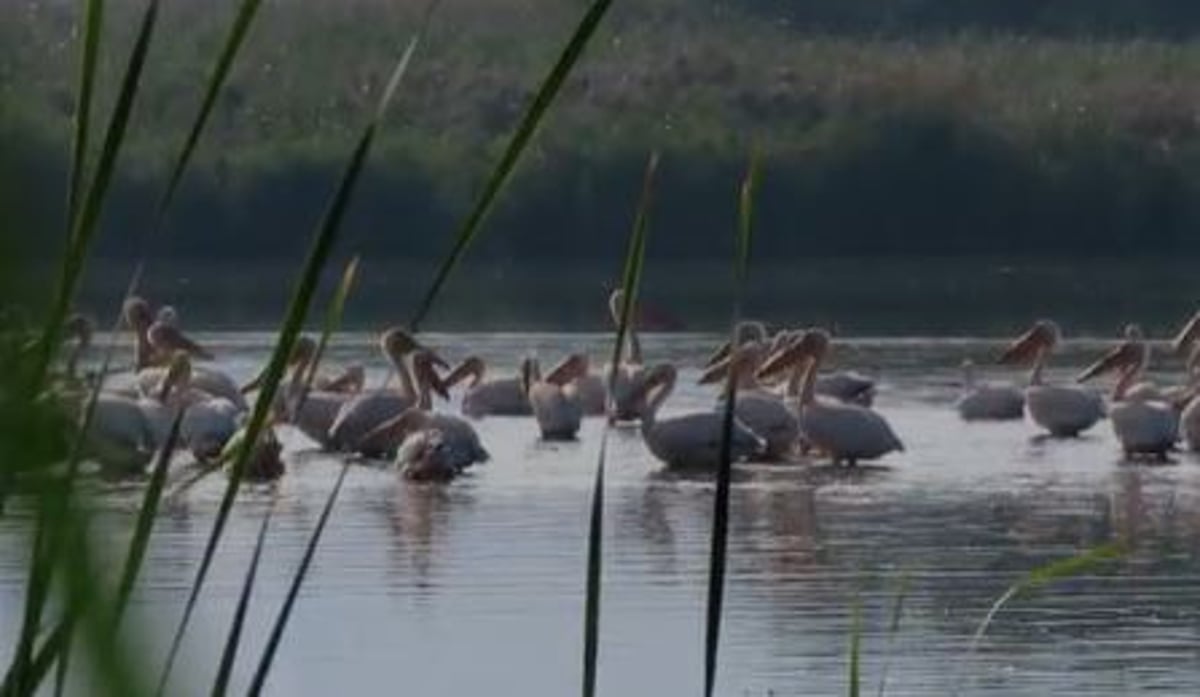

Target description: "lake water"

left=3, top=332, right=1200, bottom=696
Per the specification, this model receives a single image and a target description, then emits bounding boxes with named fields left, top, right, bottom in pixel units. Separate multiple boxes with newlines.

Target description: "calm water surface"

left=3, top=333, right=1200, bottom=696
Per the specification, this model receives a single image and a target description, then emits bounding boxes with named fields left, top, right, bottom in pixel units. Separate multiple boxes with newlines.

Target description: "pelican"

left=757, top=329, right=903, bottom=466
left=524, top=353, right=588, bottom=440
left=629, top=363, right=764, bottom=471
left=442, top=356, right=534, bottom=417
left=83, top=352, right=192, bottom=473
left=956, top=359, right=1025, bottom=421
left=161, top=354, right=241, bottom=463
left=352, top=349, right=469, bottom=458
left=365, top=397, right=490, bottom=477
left=328, top=329, right=445, bottom=454
left=998, top=319, right=1104, bottom=437
left=605, top=289, right=650, bottom=422
left=718, top=327, right=877, bottom=406
left=1077, top=325, right=1178, bottom=459
left=238, top=336, right=347, bottom=449
left=703, top=321, right=772, bottom=389
left=700, top=344, right=800, bottom=461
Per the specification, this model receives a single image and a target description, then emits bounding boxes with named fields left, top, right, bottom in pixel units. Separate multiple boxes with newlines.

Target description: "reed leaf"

left=112, top=408, right=184, bottom=627
left=952, top=543, right=1125, bottom=696
left=876, top=573, right=911, bottom=697
left=409, top=0, right=614, bottom=330
left=29, top=0, right=161, bottom=394
left=155, top=0, right=263, bottom=225
left=66, top=0, right=106, bottom=225
left=582, top=151, right=658, bottom=697
left=210, top=503, right=273, bottom=697
left=703, top=150, right=760, bottom=697
left=246, top=463, right=350, bottom=696
left=298, top=256, right=361, bottom=414
left=848, top=598, right=862, bottom=697
left=154, top=29, right=427, bottom=695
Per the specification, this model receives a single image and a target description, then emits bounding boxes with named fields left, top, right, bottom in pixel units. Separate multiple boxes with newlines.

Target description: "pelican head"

left=756, top=328, right=831, bottom=382
left=698, top=342, right=763, bottom=385
left=608, top=288, right=629, bottom=323
left=64, top=313, right=94, bottom=350
left=379, top=328, right=446, bottom=368
left=123, top=296, right=153, bottom=331
left=544, top=352, right=590, bottom=386
left=290, top=335, right=318, bottom=367
left=442, top=356, right=486, bottom=390
left=630, top=363, right=678, bottom=418
left=1077, top=323, right=1148, bottom=383
left=998, top=319, right=1060, bottom=366
left=1172, top=310, right=1200, bottom=356
left=156, top=305, right=179, bottom=327
left=411, top=349, right=450, bottom=400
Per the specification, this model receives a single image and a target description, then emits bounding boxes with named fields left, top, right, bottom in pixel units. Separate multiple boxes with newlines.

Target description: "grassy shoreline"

left=6, top=1, right=1200, bottom=262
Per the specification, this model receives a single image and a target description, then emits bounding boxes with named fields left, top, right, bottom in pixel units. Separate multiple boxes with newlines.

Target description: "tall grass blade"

left=582, top=151, right=658, bottom=697
left=154, top=0, right=263, bottom=224
left=876, top=573, right=911, bottom=697
left=246, top=464, right=350, bottom=696
left=409, top=0, right=614, bottom=330
left=154, top=28, right=427, bottom=696
left=848, top=598, right=862, bottom=697
left=66, top=0, right=106, bottom=225
left=211, top=503, right=273, bottom=697
left=113, top=409, right=184, bottom=626
left=703, top=150, right=760, bottom=697
left=952, top=543, right=1125, bottom=696
left=298, top=256, right=360, bottom=414
left=29, top=0, right=161, bottom=393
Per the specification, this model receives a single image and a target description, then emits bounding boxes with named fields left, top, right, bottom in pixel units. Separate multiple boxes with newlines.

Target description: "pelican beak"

left=998, top=326, right=1046, bottom=366
left=240, top=369, right=265, bottom=394
left=1076, top=339, right=1139, bottom=383
left=1171, top=311, right=1200, bottom=356
left=697, top=355, right=730, bottom=385
left=756, top=343, right=804, bottom=382
left=703, top=340, right=732, bottom=369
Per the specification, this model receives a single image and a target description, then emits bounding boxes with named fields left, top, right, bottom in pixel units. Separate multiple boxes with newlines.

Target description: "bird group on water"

left=55, top=291, right=1200, bottom=485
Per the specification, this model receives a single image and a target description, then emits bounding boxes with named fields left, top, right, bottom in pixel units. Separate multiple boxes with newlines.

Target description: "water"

left=4, top=333, right=1200, bottom=695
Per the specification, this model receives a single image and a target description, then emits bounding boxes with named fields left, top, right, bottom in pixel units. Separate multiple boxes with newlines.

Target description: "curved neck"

left=388, top=351, right=416, bottom=402
left=1028, top=345, right=1049, bottom=386
left=799, top=352, right=823, bottom=406
left=133, top=324, right=153, bottom=370
left=640, top=370, right=676, bottom=428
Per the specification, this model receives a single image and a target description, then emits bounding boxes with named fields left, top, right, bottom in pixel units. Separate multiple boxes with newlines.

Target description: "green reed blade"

left=876, top=573, right=911, bottom=697
left=583, top=151, right=657, bottom=697
left=848, top=597, right=862, bottom=697
left=297, top=256, right=361, bottom=414
left=154, top=28, right=428, bottom=696
left=28, top=0, right=161, bottom=395
left=409, top=0, right=614, bottom=331
left=704, top=150, right=760, bottom=697
left=246, top=464, right=349, bottom=696
left=952, top=543, right=1125, bottom=696
left=2, top=613, right=72, bottom=697
left=154, top=0, right=263, bottom=225
left=66, top=0, right=106, bottom=225
left=210, top=503, right=273, bottom=697
left=113, top=408, right=185, bottom=627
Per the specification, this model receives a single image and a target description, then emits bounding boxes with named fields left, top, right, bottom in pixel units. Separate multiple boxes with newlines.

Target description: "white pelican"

left=1077, top=325, right=1179, bottom=459
left=757, top=329, right=903, bottom=466
left=956, top=359, right=1025, bottom=421
left=742, top=328, right=877, bottom=407
left=328, top=329, right=445, bottom=454
left=998, top=319, right=1105, bottom=437
left=605, top=289, right=649, bottom=422
left=245, top=336, right=356, bottom=450
left=366, top=404, right=489, bottom=476
left=442, top=356, right=534, bottom=417
left=700, top=344, right=800, bottom=461
left=395, top=430, right=461, bottom=482
left=630, top=363, right=764, bottom=471
left=155, top=353, right=241, bottom=463
left=524, top=353, right=588, bottom=440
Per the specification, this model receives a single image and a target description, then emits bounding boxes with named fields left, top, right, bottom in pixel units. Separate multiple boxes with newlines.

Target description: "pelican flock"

left=52, top=290, right=1200, bottom=485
